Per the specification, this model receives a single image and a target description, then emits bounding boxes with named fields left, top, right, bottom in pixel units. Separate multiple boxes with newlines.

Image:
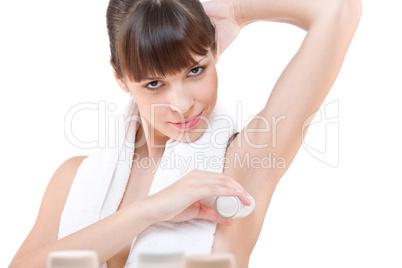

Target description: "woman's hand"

left=144, top=169, right=252, bottom=226
left=202, top=0, right=243, bottom=56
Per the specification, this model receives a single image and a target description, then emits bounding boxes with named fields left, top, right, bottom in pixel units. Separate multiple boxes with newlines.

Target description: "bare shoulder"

left=9, top=155, right=88, bottom=266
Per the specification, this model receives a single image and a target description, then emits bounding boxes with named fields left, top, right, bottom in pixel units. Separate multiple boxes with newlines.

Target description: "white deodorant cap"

left=46, top=250, right=99, bottom=268
left=215, top=196, right=240, bottom=218
left=214, top=195, right=255, bottom=219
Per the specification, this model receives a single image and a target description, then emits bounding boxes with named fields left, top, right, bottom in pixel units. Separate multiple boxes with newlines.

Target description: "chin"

left=169, top=120, right=207, bottom=143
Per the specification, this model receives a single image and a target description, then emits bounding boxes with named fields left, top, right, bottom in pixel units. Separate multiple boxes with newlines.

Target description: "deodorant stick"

left=214, top=195, right=255, bottom=219
left=46, top=250, right=99, bottom=268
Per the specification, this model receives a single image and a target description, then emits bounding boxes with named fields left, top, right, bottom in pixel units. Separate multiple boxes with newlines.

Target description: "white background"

left=1, top=0, right=401, bottom=267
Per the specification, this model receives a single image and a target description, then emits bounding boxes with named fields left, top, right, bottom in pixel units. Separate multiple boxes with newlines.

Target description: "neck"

left=136, top=119, right=169, bottom=160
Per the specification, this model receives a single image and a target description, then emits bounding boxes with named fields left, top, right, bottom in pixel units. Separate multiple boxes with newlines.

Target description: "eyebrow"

left=143, top=56, right=208, bottom=81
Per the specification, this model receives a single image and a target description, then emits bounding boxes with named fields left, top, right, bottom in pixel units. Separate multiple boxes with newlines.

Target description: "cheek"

left=195, top=70, right=218, bottom=102
left=138, top=99, right=169, bottom=124
left=134, top=98, right=151, bottom=119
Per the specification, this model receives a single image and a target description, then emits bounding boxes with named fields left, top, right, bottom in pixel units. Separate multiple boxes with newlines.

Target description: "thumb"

left=196, top=203, right=233, bottom=226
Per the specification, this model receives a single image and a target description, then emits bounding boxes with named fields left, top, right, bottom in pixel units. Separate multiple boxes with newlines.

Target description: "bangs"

left=115, top=0, right=216, bottom=82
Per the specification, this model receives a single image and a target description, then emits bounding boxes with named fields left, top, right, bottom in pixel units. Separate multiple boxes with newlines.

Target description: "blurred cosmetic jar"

left=138, top=250, right=185, bottom=268
left=46, top=250, right=99, bottom=268
left=185, top=253, right=235, bottom=268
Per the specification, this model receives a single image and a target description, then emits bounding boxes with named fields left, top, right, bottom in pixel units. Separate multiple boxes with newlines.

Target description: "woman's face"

left=114, top=49, right=219, bottom=147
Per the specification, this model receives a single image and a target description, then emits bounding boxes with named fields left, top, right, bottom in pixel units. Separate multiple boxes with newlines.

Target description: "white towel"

left=58, top=94, right=237, bottom=268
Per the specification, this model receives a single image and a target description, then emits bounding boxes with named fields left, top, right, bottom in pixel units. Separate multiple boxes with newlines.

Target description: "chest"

left=106, top=159, right=154, bottom=267
left=106, top=159, right=234, bottom=268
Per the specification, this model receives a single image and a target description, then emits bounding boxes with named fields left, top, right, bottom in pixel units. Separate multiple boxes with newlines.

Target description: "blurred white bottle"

left=137, top=250, right=185, bottom=268
left=46, top=250, right=99, bottom=268
left=214, top=195, right=255, bottom=219
left=186, top=253, right=236, bottom=268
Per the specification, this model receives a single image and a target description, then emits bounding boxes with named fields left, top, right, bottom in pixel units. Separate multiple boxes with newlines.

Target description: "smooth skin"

left=9, top=163, right=251, bottom=267
left=9, top=0, right=362, bottom=267
left=204, top=0, right=362, bottom=265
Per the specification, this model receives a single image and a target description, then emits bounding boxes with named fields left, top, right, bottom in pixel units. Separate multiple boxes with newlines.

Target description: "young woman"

left=9, top=0, right=362, bottom=267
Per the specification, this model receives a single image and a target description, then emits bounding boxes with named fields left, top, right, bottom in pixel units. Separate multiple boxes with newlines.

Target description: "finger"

left=218, top=218, right=233, bottom=226
left=201, top=185, right=252, bottom=206
left=235, top=189, right=253, bottom=206
left=193, top=170, right=245, bottom=192
left=196, top=204, right=233, bottom=226
left=190, top=170, right=252, bottom=206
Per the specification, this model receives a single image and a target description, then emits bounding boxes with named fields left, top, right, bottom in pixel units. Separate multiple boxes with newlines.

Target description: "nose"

left=169, top=84, right=194, bottom=116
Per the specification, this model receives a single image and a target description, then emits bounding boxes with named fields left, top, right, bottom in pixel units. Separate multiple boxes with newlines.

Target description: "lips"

left=170, top=110, right=203, bottom=130
left=172, top=110, right=203, bottom=124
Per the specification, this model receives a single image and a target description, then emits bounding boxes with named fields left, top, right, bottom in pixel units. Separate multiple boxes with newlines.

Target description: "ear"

left=214, top=50, right=219, bottom=65
left=214, top=42, right=220, bottom=64
left=110, top=60, right=130, bottom=93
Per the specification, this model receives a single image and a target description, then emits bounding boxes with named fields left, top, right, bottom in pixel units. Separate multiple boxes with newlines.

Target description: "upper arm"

left=9, top=156, right=88, bottom=266
left=240, top=0, right=362, bottom=174
left=219, top=1, right=361, bottom=261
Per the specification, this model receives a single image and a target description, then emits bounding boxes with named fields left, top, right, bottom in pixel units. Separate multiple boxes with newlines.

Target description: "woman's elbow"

left=332, top=0, right=362, bottom=24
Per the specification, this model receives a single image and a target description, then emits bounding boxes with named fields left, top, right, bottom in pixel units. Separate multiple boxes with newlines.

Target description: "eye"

left=188, top=66, right=206, bottom=77
left=144, top=66, right=207, bottom=92
left=145, top=80, right=162, bottom=91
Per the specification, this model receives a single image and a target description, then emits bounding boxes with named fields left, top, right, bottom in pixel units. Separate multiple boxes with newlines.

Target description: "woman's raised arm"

left=234, top=0, right=360, bottom=30
left=212, top=0, right=362, bottom=264
left=226, top=0, right=362, bottom=177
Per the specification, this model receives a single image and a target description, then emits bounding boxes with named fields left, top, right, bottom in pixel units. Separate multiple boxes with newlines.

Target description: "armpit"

left=226, top=131, right=240, bottom=149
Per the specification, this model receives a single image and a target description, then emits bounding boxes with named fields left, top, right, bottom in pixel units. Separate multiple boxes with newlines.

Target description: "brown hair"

left=106, top=0, right=217, bottom=82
